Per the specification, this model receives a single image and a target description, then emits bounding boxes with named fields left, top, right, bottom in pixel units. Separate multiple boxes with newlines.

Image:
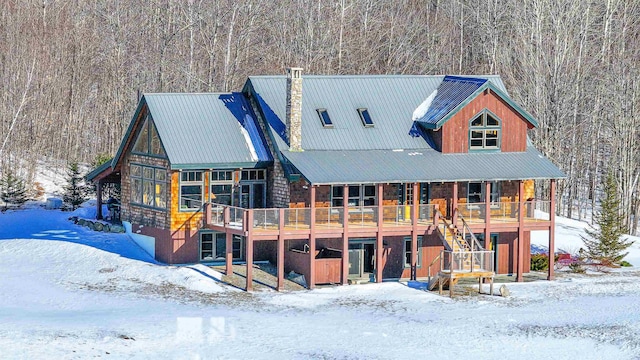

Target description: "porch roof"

left=282, top=145, right=565, bottom=185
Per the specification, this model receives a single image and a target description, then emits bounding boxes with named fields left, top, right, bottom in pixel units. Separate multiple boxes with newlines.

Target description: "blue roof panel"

left=418, top=76, right=487, bottom=126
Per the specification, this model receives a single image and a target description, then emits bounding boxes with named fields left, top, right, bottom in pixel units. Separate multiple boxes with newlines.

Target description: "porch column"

left=309, top=185, right=317, bottom=289
left=246, top=209, right=254, bottom=291
left=548, top=179, right=556, bottom=280
left=277, top=208, right=285, bottom=291
left=452, top=182, right=459, bottom=226
left=341, top=184, right=349, bottom=285
left=411, top=182, right=419, bottom=280
left=484, top=181, right=491, bottom=250
left=225, top=207, right=233, bottom=276
left=517, top=180, right=525, bottom=282
left=96, top=179, right=103, bottom=220
left=376, top=183, right=384, bottom=283
left=203, top=202, right=212, bottom=228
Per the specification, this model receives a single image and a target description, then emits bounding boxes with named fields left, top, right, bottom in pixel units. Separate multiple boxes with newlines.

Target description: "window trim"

left=357, top=108, right=374, bottom=127
left=132, top=115, right=167, bottom=159
left=331, top=184, right=376, bottom=207
left=179, top=171, right=204, bottom=212
left=404, top=236, right=423, bottom=268
left=129, top=163, right=167, bottom=210
left=468, top=110, right=501, bottom=151
left=317, top=108, right=334, bottom=128
left=467, top=181, right=500, bottom=209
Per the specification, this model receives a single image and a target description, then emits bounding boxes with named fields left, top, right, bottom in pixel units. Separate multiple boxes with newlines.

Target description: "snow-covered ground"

left=1, top=205, right=640, bottom=359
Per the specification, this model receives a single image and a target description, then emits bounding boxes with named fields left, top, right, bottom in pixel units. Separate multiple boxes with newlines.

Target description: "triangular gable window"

left=133, top=115, right=166, bottom=157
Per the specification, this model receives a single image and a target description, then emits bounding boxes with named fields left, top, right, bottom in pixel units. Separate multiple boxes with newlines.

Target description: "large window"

left=130, top=164, right=167, bottom=209
left=180, top=171, right=203, bottom=211
left=133, top=115, right=166, bottom=157
left=211, top=170, right=233, bottom=205
left=469, top=111, right=501, bottom=150
left=200, top=232, right=244, bottom=262
left=331, top=185, right=376, bottom=207
left=404, top=236, right=423, bottom=268
left=467, top=182, right=499, bottom=205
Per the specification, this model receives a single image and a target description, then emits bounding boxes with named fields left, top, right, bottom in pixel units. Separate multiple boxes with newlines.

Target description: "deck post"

left=246, top=210, right=254, bottom=291
left=517, top=180, right=525, bottom=282
left=434, top=204, right=439, bottom=225
left=96, top=180, right=103, bottom=220
left=277, top=208, right=285, bottom=291
left=411, top=182, right=419, bottom=280
left=548, top=179, right=556, bottom=280
left=203, top=202, right=212, bottom=227
left=309, top=185, right=316, bottom=289
left=225, top=207, right=233, bottom=276
left=484, top=181, right=491, bottom=246
left=376, top=183, right=384, bottom=283
left=341, top=184, right=349, bottom=285
left=452, top=182, right=459, bottom=226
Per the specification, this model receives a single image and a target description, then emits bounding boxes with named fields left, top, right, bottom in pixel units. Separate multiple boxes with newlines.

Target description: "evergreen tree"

left=0, top=171, right=28, bottom=210
left=581, top=172, right=635, bottom=265
left=63, top=163, right=89, bottom=210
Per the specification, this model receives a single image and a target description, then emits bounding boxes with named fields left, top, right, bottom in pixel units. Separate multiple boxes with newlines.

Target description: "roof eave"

left=170, top=160, right=272, bottom=171
left=111, top=97, right=151, bottom=170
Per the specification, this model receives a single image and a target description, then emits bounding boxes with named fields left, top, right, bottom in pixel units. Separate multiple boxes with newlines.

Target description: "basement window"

left=357, top=108, right=374, bottom=127
left=317, top=109, right=333, bottom=128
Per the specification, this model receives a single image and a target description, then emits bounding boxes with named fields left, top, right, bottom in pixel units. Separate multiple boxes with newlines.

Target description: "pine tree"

left=0, top=171, right=28, bottom=210
left=63, top=163, right=89, bottom=210
left=581, top=172, right=635, bottom=265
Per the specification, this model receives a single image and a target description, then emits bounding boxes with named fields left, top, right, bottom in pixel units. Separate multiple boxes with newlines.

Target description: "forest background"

left=0, top=0, right=638, bottom=233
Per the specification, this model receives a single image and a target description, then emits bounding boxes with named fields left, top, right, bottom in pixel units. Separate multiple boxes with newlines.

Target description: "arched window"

left=469, top=111, right=501, bottom=151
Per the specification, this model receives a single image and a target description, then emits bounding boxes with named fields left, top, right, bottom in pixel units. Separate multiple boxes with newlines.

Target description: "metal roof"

left=143, top=93, right=272, bottom=169
left=282, top=146, right=565, bottom=185
left=245, top=75, right=508, bottom=151
left=418, top=76, right=487, bottom=126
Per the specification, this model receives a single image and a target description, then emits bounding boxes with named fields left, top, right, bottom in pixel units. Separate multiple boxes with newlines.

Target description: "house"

left=87, top=69, right=565, bottom=292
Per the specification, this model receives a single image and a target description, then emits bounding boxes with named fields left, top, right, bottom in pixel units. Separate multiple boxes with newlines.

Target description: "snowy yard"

left=1, top=207, right=640, bottom=359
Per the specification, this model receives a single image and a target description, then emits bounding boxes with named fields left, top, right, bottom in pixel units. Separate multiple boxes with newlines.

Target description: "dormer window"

left=357, top=108, right=374, bottom=127
left=317, top=108, right=333, bottom=128
left=469, top=111, right=501, bottom=151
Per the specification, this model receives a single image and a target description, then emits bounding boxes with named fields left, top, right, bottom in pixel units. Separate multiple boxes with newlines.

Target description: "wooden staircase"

left=428, top=210, right=495, bottom=297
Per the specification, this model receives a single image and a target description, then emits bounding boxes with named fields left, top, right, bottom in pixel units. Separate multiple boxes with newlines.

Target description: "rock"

left=102, top=224, right=111, bottom=232
left=94, top=222, right=104, bottom=231
left=499, top=284, right=510, bottom=297
left=110, top=225, right=125, bottom=233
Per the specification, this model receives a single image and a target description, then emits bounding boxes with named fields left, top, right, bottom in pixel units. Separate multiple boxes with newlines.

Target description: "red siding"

left=441, top=90, right=530, bottom=153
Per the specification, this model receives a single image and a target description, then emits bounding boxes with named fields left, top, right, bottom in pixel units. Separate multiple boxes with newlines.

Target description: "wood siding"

left=441, top=90, right=530, bottom=153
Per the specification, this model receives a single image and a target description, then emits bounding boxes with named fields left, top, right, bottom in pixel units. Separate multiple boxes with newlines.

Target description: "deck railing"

left=440, top=250, right=495, bottom=273
left=204, top=200, right=550, bottom=232
left=457, top=200, right=552, bottom=223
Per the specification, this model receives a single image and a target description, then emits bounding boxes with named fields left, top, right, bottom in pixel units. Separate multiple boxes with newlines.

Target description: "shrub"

left=0, top=171, right=28, bottom=210
left=530, top=254, right=549, bottom=271
left=620, top=260, right=632, bottom=267
left=569, top=263, right=586, bottom=274
left=63, top=163, right=90, bottom=210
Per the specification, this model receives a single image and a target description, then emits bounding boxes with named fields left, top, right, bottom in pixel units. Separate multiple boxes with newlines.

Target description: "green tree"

left=63, top=163, right=89, bottom=210
left=581, top=172, right=635, bottom=265
left=0, top=171, right=28, bottom=210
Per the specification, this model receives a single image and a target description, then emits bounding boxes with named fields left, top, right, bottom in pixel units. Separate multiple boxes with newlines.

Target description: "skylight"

left=317, top=108, right=333, bottom=128
left=357, top=108, right=374, bottom=127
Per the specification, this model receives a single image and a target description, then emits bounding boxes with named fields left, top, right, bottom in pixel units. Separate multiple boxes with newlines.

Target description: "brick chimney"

left=286, top=67, right=303, bottom=152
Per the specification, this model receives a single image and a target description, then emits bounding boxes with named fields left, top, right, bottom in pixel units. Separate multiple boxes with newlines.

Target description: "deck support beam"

left=225, top=208, right=233, bottom=276
left=277, top=208, right=285, bottom=291
left=411, top=182, right=419, bottom=281
left=96, top=180, right=103, bottom=220
left=452, top=182, right=459, bottom=226
left=246, top=210, right=254, bottom=291
left=309, top=186, right=316, bottom=289
left=376, top=183, right=384, bottom=283
left=484, top=181, right=491, bottom=248
left=548, top=179, right=556, bottom=280
left=341, top=184, right=349, bottom=285
left=517, top=180, right=525, bottom=282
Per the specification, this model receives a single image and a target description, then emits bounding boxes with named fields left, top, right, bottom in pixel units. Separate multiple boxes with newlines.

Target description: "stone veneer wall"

left=285, top=68, right=303, bottom=152
left=120, top=153, right=170, bottom=229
